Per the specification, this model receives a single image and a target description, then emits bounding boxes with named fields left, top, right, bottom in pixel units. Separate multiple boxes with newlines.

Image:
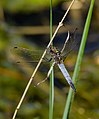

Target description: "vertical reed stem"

left=62, top=0, right=95, bottom=118
left=49, top=0, right=54, bottom=119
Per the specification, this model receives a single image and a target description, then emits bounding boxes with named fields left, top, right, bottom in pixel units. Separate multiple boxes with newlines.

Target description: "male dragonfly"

left=12, top=29, right=78, bottom=92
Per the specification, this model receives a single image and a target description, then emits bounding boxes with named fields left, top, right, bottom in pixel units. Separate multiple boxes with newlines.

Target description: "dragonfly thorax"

left=49, top=46, right=63, bottom=64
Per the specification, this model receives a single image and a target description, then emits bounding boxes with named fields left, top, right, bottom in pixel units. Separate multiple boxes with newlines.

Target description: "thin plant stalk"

left=12, top=0, right=76, bottom=119
left=49, top=0, right=54, bottom=119
left=62, top=0, right=95, bottom=119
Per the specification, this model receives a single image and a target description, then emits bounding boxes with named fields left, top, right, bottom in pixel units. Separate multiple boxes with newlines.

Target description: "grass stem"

left=62, top=0, right=95, bottom=118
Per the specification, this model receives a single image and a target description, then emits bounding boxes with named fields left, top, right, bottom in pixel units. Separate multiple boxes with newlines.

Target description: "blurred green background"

left=0, top=0, right=99, bottom=119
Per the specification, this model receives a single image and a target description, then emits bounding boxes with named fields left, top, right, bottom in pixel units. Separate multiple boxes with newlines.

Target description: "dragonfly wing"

left=62, top=28, right=79, bottom=58
left=57, top=63, right=76, bottom=92
left=11, top=46, right=47, bottom=62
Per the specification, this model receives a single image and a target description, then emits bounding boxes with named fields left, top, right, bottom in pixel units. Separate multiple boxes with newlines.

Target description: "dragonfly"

left=12, top=29, right=78, bottom=92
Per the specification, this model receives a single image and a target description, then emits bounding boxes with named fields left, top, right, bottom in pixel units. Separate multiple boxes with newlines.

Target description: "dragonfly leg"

left=34, top=62, right=55, bottom=87
left=48, top=58, right=52, bottom=62
left=34, top=77, right=48, bottom=87
left=43, top=57, right=52, bottom=62
left=61, top=28, right=78, bottom=54
left=61, top=31, right=70, bottom=54
left=62, top=28, right=79, bottom=61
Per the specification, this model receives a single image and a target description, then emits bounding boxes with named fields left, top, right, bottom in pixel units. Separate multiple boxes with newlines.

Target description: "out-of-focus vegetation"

left=0, top=0, right=58, bottom=12
left=0, top=0, right=99, bottom=119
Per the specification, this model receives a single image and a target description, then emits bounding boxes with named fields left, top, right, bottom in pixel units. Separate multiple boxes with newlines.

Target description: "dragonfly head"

left=49, top=45, right=60, bottom=53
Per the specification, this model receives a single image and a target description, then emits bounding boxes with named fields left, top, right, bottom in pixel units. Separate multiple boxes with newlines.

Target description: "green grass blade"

left=49, top=0, right=54, bottom=119
left=62, top=0, right=95, bottom=119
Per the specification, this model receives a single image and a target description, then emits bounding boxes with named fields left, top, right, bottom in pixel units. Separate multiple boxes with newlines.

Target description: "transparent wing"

left=11, top=46, right=48, bottom=63
left=61, top=28, right=79, bottom=58
left=10, top=46, right=52, bottom=74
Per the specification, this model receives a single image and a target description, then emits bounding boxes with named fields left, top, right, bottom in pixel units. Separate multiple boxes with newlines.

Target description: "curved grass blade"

left=49, top=0, right=54, bottom=119
left=62, top=0, right=95, bottom=118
